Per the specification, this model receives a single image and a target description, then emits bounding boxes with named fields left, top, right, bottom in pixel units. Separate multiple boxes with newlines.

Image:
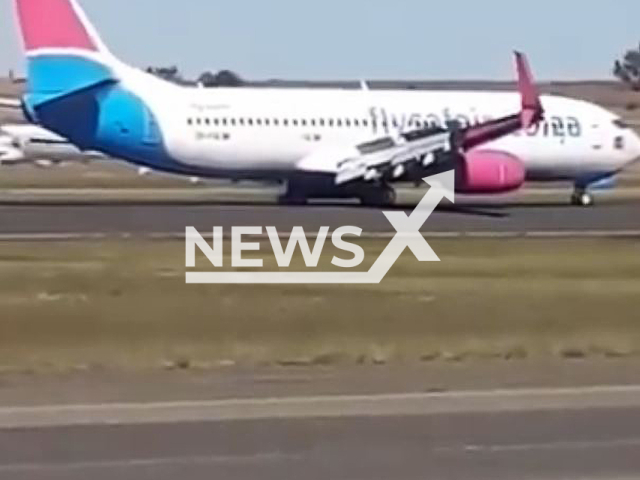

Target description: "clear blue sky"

left=1, top=0, right=639, bottom=80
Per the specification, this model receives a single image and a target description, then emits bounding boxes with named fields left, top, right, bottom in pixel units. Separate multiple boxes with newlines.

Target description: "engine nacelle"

left=456, top=150, right=526, bottom=194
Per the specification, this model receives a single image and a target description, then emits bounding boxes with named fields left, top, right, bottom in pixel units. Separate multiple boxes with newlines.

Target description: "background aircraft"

left=12, top=0, right=640, bottom=206
left=0, top=123, right=103, bottom=167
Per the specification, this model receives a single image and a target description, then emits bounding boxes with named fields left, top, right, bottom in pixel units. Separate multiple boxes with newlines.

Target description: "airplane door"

left=143, top=108, right=161, bottom=146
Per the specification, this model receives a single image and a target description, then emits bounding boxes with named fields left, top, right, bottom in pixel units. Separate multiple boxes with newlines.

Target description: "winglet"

left=515, top=51, right=543, bottom=128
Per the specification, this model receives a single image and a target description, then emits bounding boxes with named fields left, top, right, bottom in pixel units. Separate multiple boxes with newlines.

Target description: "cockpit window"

left=613, top=119, right=630, bottom=129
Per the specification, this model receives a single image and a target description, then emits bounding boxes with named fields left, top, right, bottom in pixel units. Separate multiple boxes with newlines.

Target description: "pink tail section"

left=514, top=51, right=543, bottom=128
left=16, top=0, right=98, bottom=52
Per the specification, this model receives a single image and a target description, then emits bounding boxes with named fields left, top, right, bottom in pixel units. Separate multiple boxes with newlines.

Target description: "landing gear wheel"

left=359, top=185, right=397, bottom=208
left=571, top=191, right=594, bottom=207
left=278, top=193, right=308, bottom=206
left=279, top=182, right=309, bottom=206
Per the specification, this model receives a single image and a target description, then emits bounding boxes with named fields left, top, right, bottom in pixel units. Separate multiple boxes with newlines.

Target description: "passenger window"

left=319, top=119, right=325, bottom=127
left=187, top=118, right=193, bottom=126
left=265, top=119, right=270, bottom=126
left=248, top=118, right=253, bottom=126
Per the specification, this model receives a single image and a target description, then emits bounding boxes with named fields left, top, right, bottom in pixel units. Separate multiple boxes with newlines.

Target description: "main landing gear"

left=570, top=187, right=594, bottom=207
left=278, top=190, right=308, bottom=206
left=358, top=184, right=397, bottom=208
left=279, top=179, right=398, bottom=208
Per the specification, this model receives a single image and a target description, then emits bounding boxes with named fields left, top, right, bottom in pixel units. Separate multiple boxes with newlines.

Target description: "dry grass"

left=0, top=238, right=639, bottom=371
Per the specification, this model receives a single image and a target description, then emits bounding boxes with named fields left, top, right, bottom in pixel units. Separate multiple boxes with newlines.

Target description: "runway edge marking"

left=2, top=384, right=640, bottom=429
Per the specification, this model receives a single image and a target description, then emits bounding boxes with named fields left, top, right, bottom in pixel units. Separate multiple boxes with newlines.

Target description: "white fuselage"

left=119, top=65, right=640, bottom=183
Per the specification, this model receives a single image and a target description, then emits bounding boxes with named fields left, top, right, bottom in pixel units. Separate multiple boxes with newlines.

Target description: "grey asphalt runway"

left=2, top=386, right=640, bottom=480
left=0, top=199, right=639, bottom=236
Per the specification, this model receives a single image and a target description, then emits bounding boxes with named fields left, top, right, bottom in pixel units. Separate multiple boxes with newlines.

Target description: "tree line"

left=614, top=42, right=640, bottom=91
left=145, top=66, right=244, bottom=87
left=147, top=44, right=640, bottom=91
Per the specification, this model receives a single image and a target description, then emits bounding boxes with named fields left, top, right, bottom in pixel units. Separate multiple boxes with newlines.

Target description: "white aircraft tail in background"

left=0, top=124, right=103, bottom=166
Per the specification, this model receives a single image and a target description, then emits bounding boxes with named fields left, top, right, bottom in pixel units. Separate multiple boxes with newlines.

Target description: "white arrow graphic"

left=186, top=170, right=455, bottom=284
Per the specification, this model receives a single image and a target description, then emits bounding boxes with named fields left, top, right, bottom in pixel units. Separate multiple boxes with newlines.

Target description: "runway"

left=2, top=384, right=640, bottom=480
left=0, top=198, right=639, bottom=236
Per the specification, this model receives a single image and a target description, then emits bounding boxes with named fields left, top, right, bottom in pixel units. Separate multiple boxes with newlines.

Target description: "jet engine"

left=456, top=150, right=526, bottom=194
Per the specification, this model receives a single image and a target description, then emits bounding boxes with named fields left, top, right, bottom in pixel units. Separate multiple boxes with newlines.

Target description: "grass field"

left=0, top=238, right=639, bottom=372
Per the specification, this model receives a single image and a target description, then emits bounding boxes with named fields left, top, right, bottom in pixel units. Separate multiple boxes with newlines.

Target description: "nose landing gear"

left=571, top=188, right=594, bottom=207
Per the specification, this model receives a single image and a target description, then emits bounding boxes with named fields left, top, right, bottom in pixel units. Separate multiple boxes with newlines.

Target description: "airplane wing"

left=335, top=127, right=452, bottom=185
left=322, top=52, right=544, bottom=186
left=0, top=97, right=22, bottom=110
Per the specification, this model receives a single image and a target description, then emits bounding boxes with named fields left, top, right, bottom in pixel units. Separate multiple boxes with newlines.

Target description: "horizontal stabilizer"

left=0, top=98, right=22, bottom=110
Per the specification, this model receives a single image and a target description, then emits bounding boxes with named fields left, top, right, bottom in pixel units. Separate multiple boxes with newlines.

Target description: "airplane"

left=0, top=123, right=204, bottom=184
left=0, top=123, right=103, bottom=166
left=10, top=0, right=640, bottom=207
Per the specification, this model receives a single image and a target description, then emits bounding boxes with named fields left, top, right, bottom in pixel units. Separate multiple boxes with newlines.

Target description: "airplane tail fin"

left=15, top=0, right=119, bottom=101
left=514, top=51, right=544, bottom=128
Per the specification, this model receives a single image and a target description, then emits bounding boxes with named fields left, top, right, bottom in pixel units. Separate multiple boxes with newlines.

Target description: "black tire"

left=571, top=191, right=594, bottom=207
left=359, top=185, right=397, bottom=208
left=278, top=194, right=308, bottom=206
